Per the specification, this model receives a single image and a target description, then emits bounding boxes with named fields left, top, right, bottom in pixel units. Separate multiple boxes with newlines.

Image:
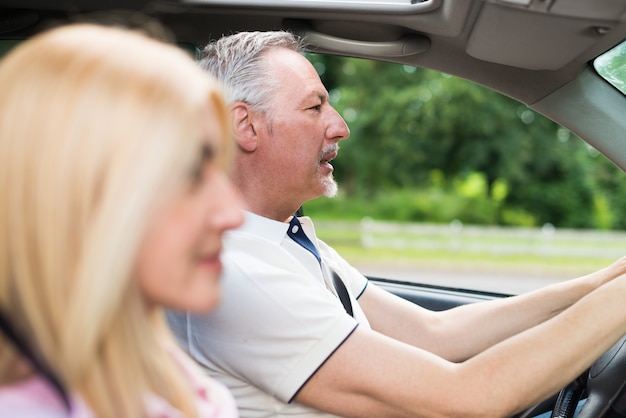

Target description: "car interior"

left=2, top=0, right=626, bottom=416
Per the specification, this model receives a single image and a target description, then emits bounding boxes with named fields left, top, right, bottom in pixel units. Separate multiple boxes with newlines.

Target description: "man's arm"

left=359, top=256, right=626, bottom=361
left=295, top=273, right=626, bottom=417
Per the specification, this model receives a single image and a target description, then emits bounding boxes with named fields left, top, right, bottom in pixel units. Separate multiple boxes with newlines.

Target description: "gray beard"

left=322, top=175, right=338, bottom=198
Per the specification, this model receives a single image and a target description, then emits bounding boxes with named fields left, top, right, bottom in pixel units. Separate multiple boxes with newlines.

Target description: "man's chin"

left=322, top=179, right=338, bottom=198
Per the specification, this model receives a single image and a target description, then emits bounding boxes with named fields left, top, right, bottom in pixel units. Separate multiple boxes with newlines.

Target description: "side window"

left=306, top=53, right=626, bottom=294
left=594, top=39, right=626, bottom=96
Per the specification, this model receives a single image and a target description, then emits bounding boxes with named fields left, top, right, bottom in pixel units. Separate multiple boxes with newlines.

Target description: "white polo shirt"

left=167, top=211, right=370, bottom=418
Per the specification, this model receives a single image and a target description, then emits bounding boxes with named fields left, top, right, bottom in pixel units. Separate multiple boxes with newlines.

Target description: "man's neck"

left=231, top=167, right=305, bottom=222
left=246, top=204, right=300, bottom=223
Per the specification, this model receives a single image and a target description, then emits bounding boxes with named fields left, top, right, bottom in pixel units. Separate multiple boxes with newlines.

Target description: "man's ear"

left=232, top=102, right=258, bottom=152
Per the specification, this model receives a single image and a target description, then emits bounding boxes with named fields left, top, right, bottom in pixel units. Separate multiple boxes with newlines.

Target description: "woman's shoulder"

left=0, top=375, right=93, bottom=418
left=0, top=376, right=67, bottom=417
left=168, top=344, right=239, bottom=418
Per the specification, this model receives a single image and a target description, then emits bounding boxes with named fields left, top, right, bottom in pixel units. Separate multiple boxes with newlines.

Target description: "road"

left=351, top=261, right=589, bottom=295
left=317, top=220, right=626, bottom=295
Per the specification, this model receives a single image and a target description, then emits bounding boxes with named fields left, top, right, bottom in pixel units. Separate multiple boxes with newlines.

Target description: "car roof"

left=2, top=0, right=626, bottom=167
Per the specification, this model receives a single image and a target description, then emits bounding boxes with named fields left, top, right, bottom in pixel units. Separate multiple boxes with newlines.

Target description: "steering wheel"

left=574, top=333, right=626, bottom=417
left=515, top=334, right=626, bottom=418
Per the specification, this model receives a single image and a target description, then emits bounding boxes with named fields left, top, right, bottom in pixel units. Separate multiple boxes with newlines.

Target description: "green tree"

left=308, top=54, right=626, bottom=229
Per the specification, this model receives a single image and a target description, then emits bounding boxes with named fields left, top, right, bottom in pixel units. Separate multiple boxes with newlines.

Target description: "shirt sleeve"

left=168, top=234, right=359, bottom=403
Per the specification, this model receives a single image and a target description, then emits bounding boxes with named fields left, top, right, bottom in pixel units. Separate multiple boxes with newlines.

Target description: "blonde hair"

left=0, top=23, right=231, bottom=416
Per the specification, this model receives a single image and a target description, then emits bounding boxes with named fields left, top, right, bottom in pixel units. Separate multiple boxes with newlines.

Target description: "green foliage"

left=307, top=171, right=527, bottom=226
left=306, top=54, right=626, bottom=230
left=594, top=40, right=626, bottom=95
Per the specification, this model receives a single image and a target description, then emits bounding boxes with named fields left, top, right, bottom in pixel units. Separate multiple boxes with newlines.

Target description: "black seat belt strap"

left=332, top=271, right=354, bottom=317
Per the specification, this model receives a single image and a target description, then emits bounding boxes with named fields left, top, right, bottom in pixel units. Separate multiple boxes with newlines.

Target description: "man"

left=166, top=31, right=626, bottom=417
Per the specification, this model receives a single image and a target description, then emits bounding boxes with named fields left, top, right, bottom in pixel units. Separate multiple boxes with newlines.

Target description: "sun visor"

left=466, top=2, right=620, bottom=70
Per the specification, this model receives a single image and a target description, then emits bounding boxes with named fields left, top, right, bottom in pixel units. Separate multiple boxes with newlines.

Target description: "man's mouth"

left=320, top=147, right=338, bottom=165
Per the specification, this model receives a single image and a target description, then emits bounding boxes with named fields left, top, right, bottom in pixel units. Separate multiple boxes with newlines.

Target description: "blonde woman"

left=0, top=23, right=243, bottom=417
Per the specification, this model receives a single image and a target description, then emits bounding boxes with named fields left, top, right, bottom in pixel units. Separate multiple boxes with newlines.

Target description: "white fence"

left=359, top=217, right=626, bottom=259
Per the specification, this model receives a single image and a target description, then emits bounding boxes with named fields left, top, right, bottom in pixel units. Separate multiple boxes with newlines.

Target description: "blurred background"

left=304, top=55, right=626, bottom=294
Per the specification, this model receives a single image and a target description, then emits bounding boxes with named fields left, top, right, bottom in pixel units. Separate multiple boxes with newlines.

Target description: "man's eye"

left=310, top=104, right=322, bottom=111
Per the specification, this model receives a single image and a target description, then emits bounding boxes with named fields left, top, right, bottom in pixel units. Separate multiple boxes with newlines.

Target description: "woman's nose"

left=210, top=174, right=245, bottom=233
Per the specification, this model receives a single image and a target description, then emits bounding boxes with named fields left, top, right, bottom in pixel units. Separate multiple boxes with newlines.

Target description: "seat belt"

left=290, top=210, right=354, bottom=317
left=332, top=271, right=354, bottom=317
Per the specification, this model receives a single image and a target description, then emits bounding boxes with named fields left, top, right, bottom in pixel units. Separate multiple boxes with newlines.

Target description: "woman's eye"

left=190, top=164, right=205, bottom=186
left=189, top=144, right=216, bottom=186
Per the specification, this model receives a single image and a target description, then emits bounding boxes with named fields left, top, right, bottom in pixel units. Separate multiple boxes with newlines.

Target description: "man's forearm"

left=431, top=257, right=626, bottom=361
left=298, top=273, right=626, bottom=418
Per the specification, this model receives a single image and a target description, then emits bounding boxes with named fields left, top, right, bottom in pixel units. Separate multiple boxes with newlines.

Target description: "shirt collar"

left=237, top=211, right=290, bottom=245
left=235, top=211, right=317, bottom=246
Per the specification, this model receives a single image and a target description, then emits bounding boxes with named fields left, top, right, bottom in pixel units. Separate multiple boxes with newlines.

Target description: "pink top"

left=0, top=347, right=238, bottom=417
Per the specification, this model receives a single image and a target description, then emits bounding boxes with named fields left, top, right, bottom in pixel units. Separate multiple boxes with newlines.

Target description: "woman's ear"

left=232, top=102, right=257, bottom=152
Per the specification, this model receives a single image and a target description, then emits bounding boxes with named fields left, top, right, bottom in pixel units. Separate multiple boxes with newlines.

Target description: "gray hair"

left=198, top=31, right=305, bottom=114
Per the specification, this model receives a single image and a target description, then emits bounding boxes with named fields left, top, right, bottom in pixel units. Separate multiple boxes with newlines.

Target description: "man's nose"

left=326, top=107, right=350, bottom=142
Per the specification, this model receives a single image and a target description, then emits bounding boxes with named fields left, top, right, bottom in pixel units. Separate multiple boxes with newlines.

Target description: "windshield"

left=594, top=39, right=626, bottom=96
